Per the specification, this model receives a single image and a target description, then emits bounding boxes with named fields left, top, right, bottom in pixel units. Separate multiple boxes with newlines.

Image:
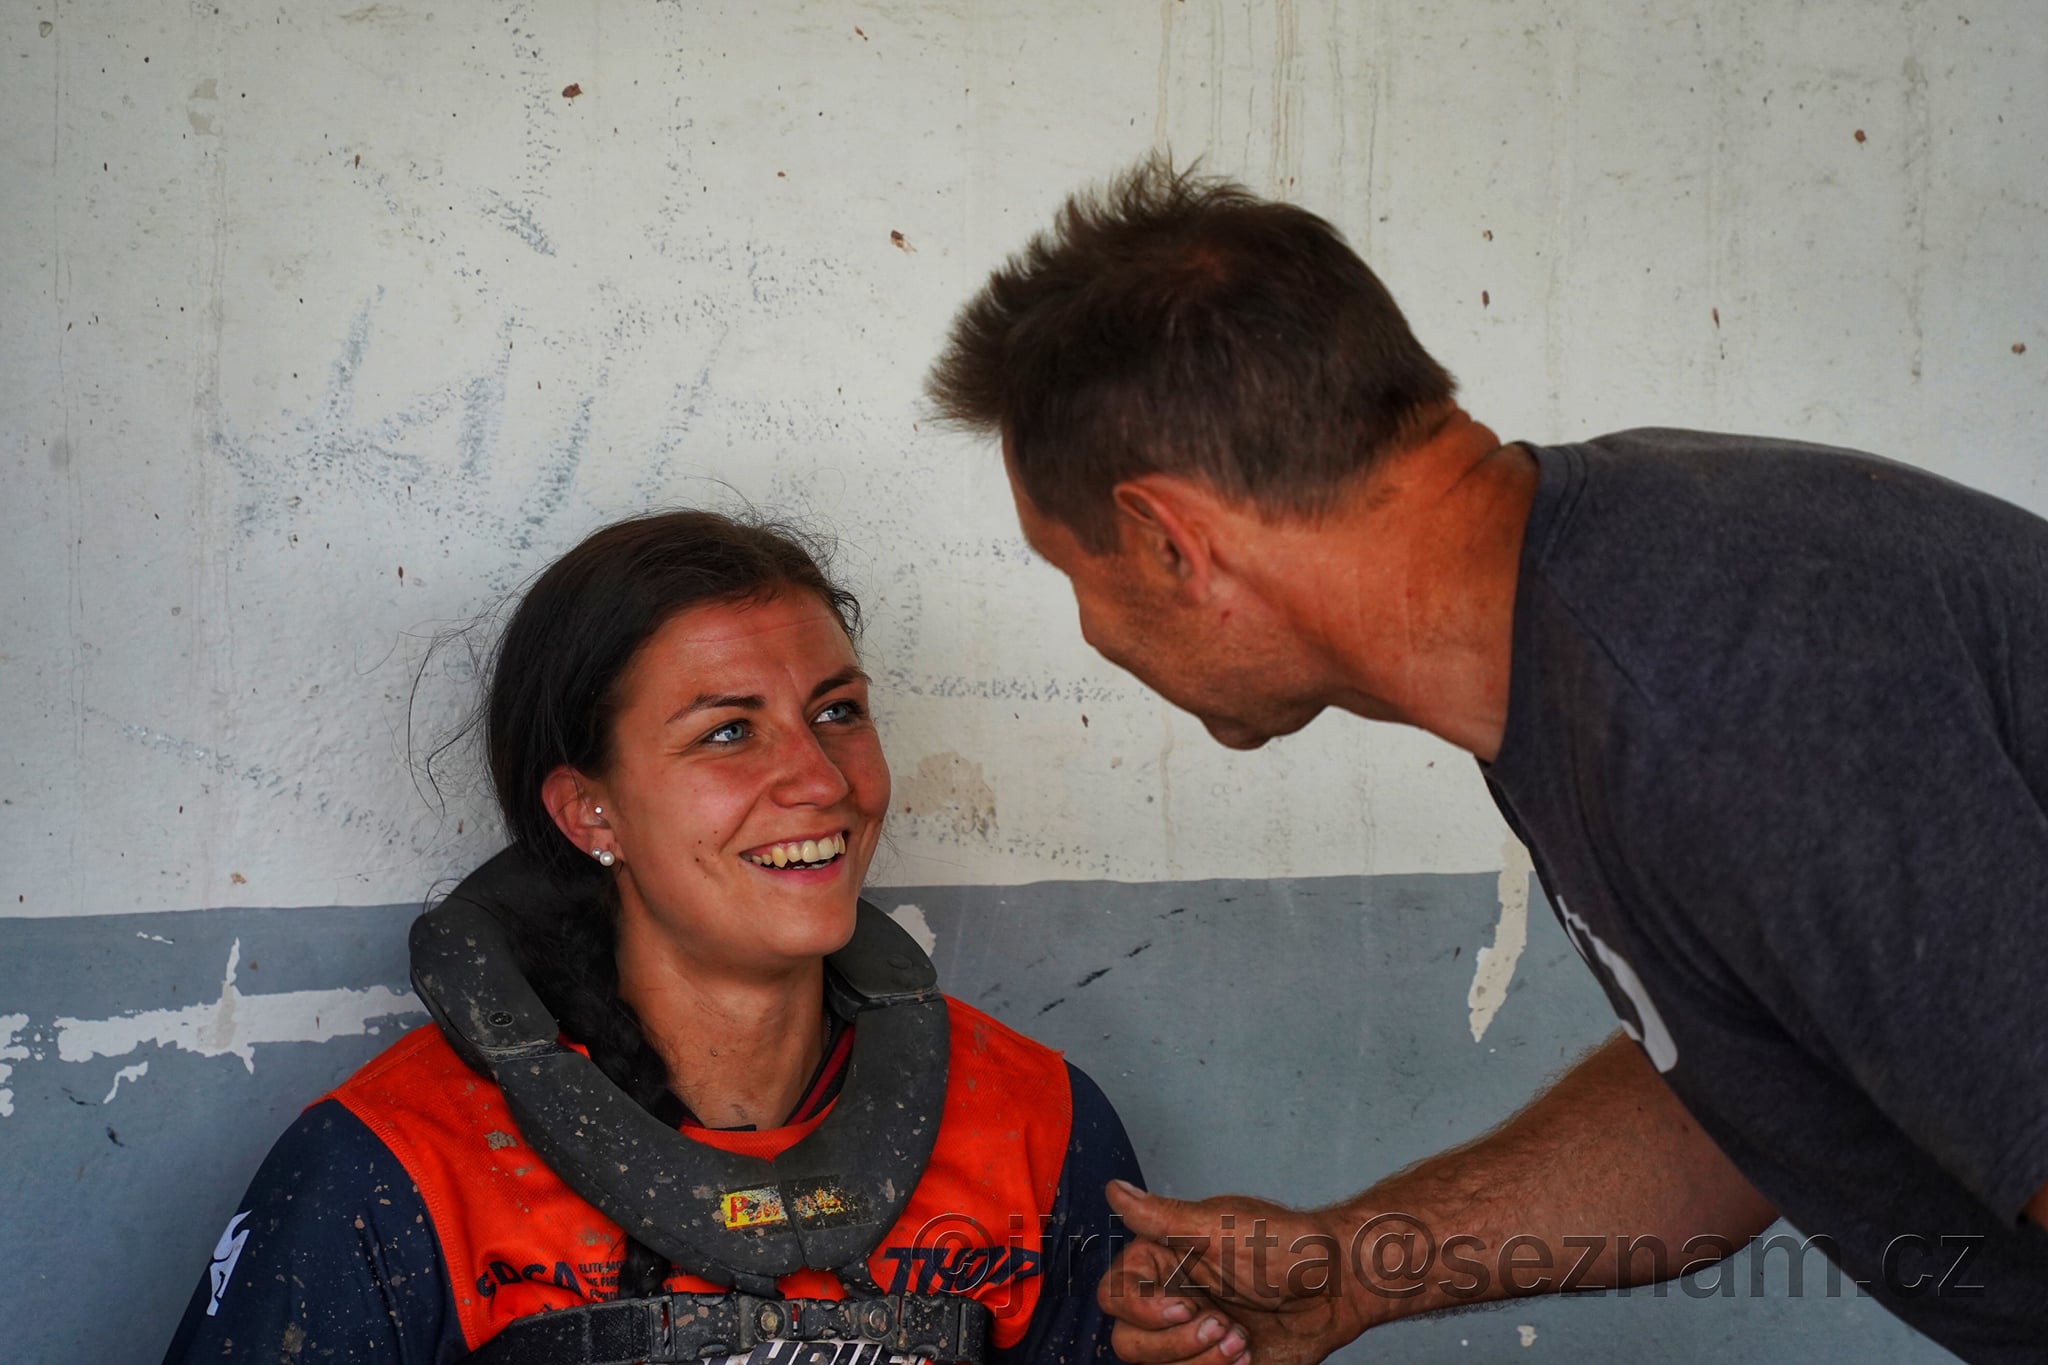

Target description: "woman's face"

left=559, top=590, right=890, bottom=977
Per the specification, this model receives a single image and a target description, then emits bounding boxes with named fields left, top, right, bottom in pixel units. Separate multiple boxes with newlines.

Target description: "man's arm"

left=1099, top=1034, right=1775, bottom=1365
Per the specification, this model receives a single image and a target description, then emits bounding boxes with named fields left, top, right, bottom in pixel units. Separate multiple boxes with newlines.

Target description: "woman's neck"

left=613, top=919, right=830, bottom=1130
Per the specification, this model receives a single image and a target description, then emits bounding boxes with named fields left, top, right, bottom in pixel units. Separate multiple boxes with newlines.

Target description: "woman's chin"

left=758, top=899, right=861, bottom=964
left=617, top=874, right=860, bottom=974
left=742, top=849, right=875, bottom=947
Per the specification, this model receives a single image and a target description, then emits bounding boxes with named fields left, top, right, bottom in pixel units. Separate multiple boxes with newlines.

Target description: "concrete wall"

left=3, top=0, right=2042, bottom=1359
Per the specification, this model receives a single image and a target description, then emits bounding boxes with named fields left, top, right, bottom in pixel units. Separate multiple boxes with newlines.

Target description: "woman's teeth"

left=746, top=833, right=848, bottom=869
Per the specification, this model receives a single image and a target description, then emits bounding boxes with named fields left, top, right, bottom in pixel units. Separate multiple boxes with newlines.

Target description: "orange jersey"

left=165, top=996, right=1141, bottom=1365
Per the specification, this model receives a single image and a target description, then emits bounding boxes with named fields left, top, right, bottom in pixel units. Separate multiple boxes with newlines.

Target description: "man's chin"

left=1200, top=709, right=1315, bottom=751
left=1202, top=721, right=1269, bottom=750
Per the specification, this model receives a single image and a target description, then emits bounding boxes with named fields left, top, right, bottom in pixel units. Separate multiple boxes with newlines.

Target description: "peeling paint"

left=887, top=903, right=938, bottom=956
left=0, top=1013, right=28, bottom=1118
left=52, top=941, right=417, bottom=1076
left=1468, top=837, right=1534, bottom=1042
left=102, top=1060, right=149, bottom=1103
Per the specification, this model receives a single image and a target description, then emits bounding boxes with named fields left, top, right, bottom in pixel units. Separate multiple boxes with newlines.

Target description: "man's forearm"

left=1338, top=1033, right=1777, bottom=1330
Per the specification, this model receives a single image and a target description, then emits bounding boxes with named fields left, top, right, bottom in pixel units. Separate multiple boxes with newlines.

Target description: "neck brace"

left=409, top=846, right=951, bottom=1300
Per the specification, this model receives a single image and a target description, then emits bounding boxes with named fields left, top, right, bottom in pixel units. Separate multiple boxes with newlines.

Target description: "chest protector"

left=409, top=848, right=985, bottom=1364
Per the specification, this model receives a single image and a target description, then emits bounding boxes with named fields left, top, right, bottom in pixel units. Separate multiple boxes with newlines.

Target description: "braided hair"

left=478, top=509, right=861, bottom=1297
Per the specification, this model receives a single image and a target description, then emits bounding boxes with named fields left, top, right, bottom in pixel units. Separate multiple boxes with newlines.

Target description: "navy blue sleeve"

left=1000, top=1062, right=1144, bottom=1365
left=160, top=1099, right=463, bottom=1364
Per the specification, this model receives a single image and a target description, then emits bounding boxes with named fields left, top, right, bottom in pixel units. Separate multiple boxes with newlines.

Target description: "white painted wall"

left=5, top=0, right=2044, bottom=916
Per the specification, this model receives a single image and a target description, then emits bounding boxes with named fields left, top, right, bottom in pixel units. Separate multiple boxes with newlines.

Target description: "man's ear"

left=541, top=765, right=613, bottom=860
left=1112, top=475, right=1220, bottom=601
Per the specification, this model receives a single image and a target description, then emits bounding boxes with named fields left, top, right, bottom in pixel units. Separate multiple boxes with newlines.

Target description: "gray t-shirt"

left=1484, top=429, right=2048, bottom=1360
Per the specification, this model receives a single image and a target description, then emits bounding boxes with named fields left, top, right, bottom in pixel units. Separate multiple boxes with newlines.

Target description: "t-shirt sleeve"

left=159, top=1098, right=461, bottom=1365
left=997, top=1062, right=1143, bottom=1365
left=1669, top=661, right=2048, bottom=1223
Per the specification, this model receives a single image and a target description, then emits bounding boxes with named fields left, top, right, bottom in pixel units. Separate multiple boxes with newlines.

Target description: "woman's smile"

left=742, top=830, right=850, bottom=870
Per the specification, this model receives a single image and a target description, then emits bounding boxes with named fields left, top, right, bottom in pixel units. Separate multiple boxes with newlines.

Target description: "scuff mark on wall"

left=52, top=940, right=417, bottom=1076
left=1468, top=836, right=1533, bottom=1042
left=114, top=720, right=289, bottom=788
left=0, top=1014, right=28, bottom=1118
left=1158, top=703, right=1178, bottom=878
left=104, top=711, right=411, bottom=847
left=894, top=752, right=997, bottom=839
left=1899, top=51, right=1933, bottom=384
left=481, top=189, right=557, bottom=256
left=186, top=78, right=219, bottom=137
left=890, top=674, right=1135, bottom=704
left=1267, top=0, right=1303, bottom=190
left=1152, top=0, right=1177, bottom=145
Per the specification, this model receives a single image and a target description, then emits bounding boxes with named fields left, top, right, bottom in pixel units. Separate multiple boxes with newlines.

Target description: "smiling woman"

left=159, top=511, right=1143, bottom=1365
left=557, top=592, right=891, bottom=1031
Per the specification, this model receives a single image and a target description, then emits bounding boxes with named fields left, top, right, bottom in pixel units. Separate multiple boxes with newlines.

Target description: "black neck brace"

left=409, top=846, right=950, bottom=1299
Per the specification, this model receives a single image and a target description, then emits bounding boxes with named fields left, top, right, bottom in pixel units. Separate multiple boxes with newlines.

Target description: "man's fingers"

left=1106, top=1178, right=1211, bottom=1244
left=1110, top=1312, right=1253, bottom=1365
left=1099, top=1241, right=1251, bottom=1364
left=1099, top=1240, right=1199, bottom=1324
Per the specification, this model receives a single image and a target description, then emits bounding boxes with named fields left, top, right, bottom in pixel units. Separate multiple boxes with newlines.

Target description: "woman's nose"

left=771, top=728, right=852, bottom=807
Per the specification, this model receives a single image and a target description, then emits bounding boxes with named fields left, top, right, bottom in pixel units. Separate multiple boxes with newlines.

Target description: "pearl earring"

left=593, top=848, right=616, bottom=868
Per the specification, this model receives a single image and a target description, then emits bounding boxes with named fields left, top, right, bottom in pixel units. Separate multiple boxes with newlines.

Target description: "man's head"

left=927, top=156, right=1457, bottom=746
left=928, top=154, right=1455, bottom=552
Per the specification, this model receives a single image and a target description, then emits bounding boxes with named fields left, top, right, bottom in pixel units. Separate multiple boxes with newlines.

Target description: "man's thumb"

left=1105, top=1179, right=1207, bottom=1243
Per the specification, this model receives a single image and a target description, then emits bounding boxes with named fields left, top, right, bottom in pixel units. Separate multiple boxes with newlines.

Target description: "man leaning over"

left=926, top=158, right=2048, bottom=1364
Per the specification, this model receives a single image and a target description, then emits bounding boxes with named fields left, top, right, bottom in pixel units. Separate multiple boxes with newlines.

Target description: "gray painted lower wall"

left=1, top=875, right=1946, bottom=1362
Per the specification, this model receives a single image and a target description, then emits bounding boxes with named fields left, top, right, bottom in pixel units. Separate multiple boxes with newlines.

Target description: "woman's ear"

left=542, top=765, right=616, bottom=864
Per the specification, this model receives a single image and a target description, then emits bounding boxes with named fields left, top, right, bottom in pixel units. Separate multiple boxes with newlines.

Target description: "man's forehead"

left=1000, top=428, right=1110, bottom=576
left=1012, top=497, right=1077, bottom=574
left=1000, top=458, right=1059, bottom=563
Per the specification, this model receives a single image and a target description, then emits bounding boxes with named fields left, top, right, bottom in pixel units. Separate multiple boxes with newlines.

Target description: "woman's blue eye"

left=706, top=720, right=749, bottom=744
left=816, top=700, right=861, bottom=724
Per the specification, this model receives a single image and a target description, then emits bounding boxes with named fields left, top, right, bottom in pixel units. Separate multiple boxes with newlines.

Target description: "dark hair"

left=481, top=509, right=860, bottom=1297
left=926, top=154, right=1457, bottom=552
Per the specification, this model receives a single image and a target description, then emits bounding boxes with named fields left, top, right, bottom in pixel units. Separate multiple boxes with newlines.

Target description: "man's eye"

left=815, top=700, right=862, bottom=725
left=706, top=720, right=749, bottom=744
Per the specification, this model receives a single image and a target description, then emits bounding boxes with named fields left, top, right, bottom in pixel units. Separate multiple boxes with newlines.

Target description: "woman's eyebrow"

left=666, top=668, right=869, bottom=725
left=668, top=691, right=761, bottom=724
left=808, top=666, right=870, bottom=702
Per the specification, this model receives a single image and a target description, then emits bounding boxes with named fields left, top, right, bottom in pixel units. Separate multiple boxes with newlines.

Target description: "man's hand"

left=1098, top=1182, right=1368, bottom=1365
left=1094, top=1036, right=1776, bottom=1364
